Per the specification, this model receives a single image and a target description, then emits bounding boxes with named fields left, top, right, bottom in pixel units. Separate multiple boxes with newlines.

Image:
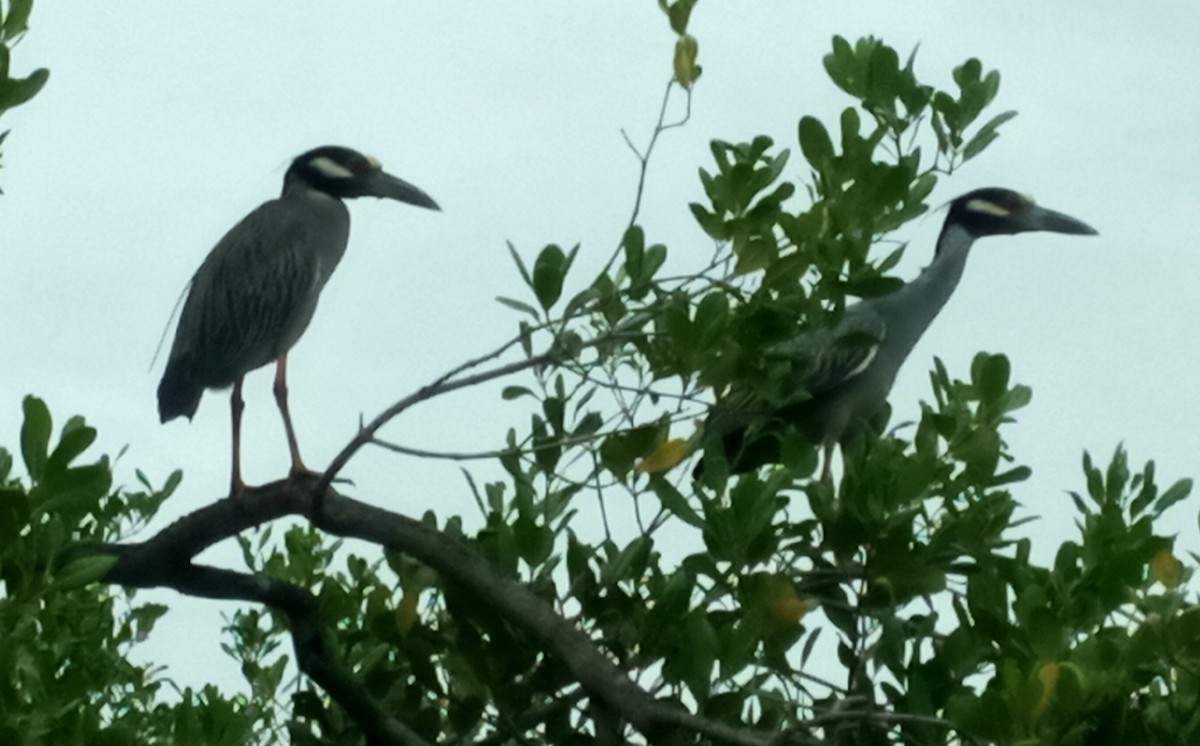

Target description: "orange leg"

left=229, top=377, right=246, bottom=497
left=273, top=353, right=319, bottom=480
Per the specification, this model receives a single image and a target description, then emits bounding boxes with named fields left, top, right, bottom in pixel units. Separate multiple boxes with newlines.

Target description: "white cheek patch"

left=310, top=156, right=355, bottom=179
left=844, top=344, right=878, bottom=380
left=966, top=198, right=1012, bottom=217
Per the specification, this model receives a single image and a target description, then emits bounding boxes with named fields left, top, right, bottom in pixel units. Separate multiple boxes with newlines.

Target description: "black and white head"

left=946, top=187, right=1097, bottom=240
left=283, top=145, right=440, bottom=210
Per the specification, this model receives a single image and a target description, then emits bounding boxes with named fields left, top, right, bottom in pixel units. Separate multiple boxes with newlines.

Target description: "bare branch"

left=316, top=351, right=556, bottom=507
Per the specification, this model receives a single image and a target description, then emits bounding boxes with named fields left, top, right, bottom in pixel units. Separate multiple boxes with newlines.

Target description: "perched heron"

left=157, top=145, right=439, bottom=495
left=700, top=187, right=1098, bottom=481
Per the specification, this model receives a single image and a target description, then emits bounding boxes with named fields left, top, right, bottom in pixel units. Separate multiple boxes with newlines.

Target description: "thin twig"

left=316, top=351, right=556, bottom=510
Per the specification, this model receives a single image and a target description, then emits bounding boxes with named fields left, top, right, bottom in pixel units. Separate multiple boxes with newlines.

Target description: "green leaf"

left=663, top=0, right=696, bottom=35
left=46, top=423, right=97, bottom=478
left=52, top=553, right=118, bottom=590
left=0, top=486, right=30, bottom=544
left=513, top=516, right=553, bottom=566
left=682, top=611, right=717, bottom=700
left=798, top=116, right=834, bottom=171
left=599, top=425, right=661, bottom=477
left=988, top=466, right=1031, bottom=487
left=688, top=202, right=728, bottom=240
left=506, top=241, right=533, bottom=287
left=1001, top=384, right=1032, bottom=414
left=962, top=109, right=1016, bottom=162
left=1157, top=478, right=1193, bottom=515
left=650, top=476, right=704, bottom=528
left=622, top=225, right=645, bottom=279
left=495, top=295, right=540, bottom=318
left=599, top=536, right=652, bottom=588
left=38, top=461, right=112, bottom=517
left=643, top=569, right=694, bottom=655
left=20, top=395, right=51, bottom=481
left=0, top=67, right=49, bottom=110
left=974, top=353, right=1010, bottom=404
left=500, top=386, right=534, bottom=401
left=532, top=244, right=568, bottom=310
left=2, top=0, right=33, bottom=39
left=641, top=244, right=667, bottom=284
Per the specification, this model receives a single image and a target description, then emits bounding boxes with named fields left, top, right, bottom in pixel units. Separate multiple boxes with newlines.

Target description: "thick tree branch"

left=103, top=521, right=431, bottom=746
left=98, top=480, right=773, bottom=745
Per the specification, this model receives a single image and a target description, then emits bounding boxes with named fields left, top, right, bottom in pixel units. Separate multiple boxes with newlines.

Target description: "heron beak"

left=369, top=171, right=441, bottom=211
left=1022, top=205, right=1098, bottom=236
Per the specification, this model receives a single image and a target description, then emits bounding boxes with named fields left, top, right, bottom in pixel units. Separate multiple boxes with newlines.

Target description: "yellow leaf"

left=673, top=34, right=700, bottom=87
left=635, top=439, right=689, bottom=474
left=765, top=574, right=809, bottom=626
left=772, top=597, right=809, bottom=625
left=1151, top=548, right=1183, bottom=589
left=397, top=590, right=420, bottom=632
left=1036, top=662, right=1059, bottom=713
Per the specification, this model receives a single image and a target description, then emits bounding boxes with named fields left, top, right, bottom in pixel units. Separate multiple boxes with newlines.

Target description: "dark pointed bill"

left=1027, top=205, right=1098, bottom=236
left=371, top=171, right=441, bottom=211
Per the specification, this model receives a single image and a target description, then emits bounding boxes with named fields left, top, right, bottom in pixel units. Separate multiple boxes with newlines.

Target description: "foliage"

left=0, top=0, right=49, bottom=189
left=4, top=7, right=1200, bottom=746
left=0, top=397, right=266, bottom=745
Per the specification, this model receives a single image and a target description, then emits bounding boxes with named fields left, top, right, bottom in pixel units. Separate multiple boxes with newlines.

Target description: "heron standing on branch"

left=158, top=145, right=439, bottom=496
left=701, top=187, right=1098, bottom=481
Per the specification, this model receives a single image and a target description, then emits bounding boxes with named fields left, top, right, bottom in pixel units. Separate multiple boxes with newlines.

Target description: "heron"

left=699, top=187, right=1098, bottom=481
left=157, top=145, right=439, bottom=496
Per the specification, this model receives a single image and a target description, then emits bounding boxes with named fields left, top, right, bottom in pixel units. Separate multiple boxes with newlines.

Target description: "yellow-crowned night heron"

left=701, top=187, right=1098, bottom=481
left=157, top=145, right=439, bottom=495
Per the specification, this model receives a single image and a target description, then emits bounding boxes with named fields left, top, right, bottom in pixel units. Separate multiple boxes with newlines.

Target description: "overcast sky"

left=5, top=3, right=1200, bottom=696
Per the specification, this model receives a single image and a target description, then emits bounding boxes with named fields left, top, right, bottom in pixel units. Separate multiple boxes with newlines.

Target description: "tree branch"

left=315, top=350, right=556, bottom=509
left=97, top=480, right=773, bottom=745
left=103, top=504, right=431, bottom=746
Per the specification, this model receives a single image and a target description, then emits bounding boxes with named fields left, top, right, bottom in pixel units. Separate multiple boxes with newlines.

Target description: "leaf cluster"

left=0, top=397, right=262, bottom=746
left=0, top=0, right=49, bottom=190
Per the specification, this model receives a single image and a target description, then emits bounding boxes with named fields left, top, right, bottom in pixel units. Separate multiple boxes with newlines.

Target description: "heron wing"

left=705, top=306, right=887, bottom=439
left=766, top=306, right=887, bottom=397
left=166, top=199, right=344, bottom=386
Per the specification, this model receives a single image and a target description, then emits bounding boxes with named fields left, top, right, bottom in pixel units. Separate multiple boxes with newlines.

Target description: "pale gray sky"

left=5, top=3, right=1200, bottom=696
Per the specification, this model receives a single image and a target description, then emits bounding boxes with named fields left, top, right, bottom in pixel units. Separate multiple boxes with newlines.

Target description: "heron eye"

left=344, top=156, right=381, bottom=176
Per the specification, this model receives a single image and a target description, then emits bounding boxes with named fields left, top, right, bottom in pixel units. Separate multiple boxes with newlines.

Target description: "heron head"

left=948, top=187, right=1097, bottom=238
left=285, top=145, right=440, bottom=210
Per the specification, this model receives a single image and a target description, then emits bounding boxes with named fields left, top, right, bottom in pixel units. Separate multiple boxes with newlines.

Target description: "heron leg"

left=230, top=377, right=246, bottom=497
left=273, top=353, right=316, bottom=479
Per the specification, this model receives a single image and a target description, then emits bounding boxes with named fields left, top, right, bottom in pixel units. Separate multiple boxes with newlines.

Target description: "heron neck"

left=881, top=221, right=975, bottom=339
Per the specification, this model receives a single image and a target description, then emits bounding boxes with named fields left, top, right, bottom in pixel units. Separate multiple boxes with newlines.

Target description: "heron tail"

left=157, top=359, right=203, bottom=422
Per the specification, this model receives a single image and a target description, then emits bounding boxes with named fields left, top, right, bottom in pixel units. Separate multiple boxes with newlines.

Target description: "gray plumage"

left=158, top=189, right=351, bottom=418
left=702, top=187, right=1098, bottom=477
left=157, top=145, right=439, bottom=493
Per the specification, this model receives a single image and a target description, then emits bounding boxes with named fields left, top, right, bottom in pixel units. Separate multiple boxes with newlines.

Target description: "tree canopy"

left=3, top=4, right=1198, bottom=745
